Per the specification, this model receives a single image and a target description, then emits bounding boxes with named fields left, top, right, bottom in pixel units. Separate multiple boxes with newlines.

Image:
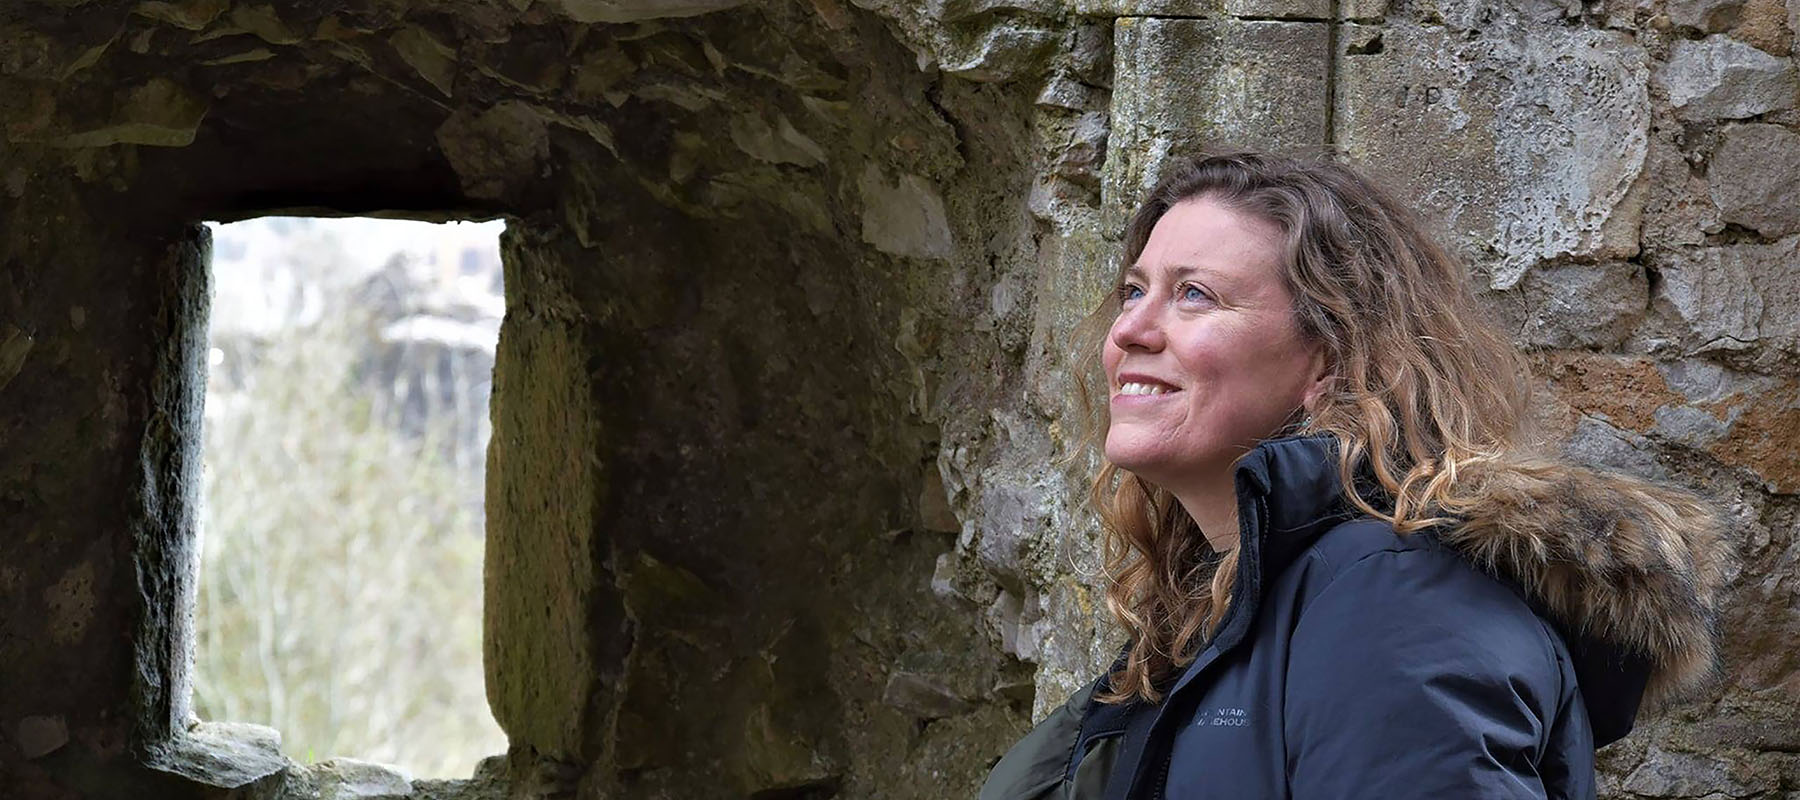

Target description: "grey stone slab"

left=1652, top=236, right=1800, bottom=362
left=1102, top=17, right=1330, bottom=224
left=1657, top=35, right=1798, bottom=121
left=1335, top=21, right=1649, bottom=289
left=1709, top=122, right=1800, bottom=237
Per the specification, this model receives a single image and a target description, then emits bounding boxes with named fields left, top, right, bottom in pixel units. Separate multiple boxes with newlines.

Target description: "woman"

left=981, top=153, right=1730, bottom=799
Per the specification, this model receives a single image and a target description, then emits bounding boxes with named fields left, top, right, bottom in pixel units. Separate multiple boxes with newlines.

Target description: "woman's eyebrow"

left=1124, top=263, right=1224, bottom=284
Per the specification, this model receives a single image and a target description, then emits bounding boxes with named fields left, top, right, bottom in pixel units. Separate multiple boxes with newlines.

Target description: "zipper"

left=1154, top=750, right=1173, bottom=800
left=1140, top=486, right=1267, bottom=799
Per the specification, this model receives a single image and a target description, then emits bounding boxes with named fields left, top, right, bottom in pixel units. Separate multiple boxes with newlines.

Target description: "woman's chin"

left=1105, top=449, right=1176, bottom=483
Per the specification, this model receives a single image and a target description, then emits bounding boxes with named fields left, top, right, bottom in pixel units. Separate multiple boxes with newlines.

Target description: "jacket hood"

left=1237, top=435, right=1734, bottom=746
left=1435, top=458, right=1733, bottom=730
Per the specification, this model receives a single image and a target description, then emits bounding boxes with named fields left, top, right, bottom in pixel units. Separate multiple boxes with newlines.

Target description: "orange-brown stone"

left=1531, top=352, right=1687, bottom=435
left=1706, top=382, right=1800, bottom=494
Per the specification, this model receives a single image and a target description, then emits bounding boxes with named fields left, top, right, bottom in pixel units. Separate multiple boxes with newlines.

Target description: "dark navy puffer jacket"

left=981, top=435, right=1729, bottom=800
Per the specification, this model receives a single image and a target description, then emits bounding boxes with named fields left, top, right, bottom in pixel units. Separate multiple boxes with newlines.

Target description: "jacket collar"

left=1232, top=434, right=1360, bottom=583
left=1101, top=434, right=1354, bottom=800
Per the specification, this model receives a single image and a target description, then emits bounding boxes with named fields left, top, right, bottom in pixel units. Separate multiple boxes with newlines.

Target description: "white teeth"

left=1119, top=382, right=1170, bottom=396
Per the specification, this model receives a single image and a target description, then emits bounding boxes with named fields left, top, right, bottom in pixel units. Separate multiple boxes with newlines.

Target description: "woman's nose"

left=1110, top=301, right=1166, bottom=353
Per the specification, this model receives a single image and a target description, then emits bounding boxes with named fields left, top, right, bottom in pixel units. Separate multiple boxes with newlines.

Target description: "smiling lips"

left=1118, top=381, right=1173, bottom=396
left=1114, top=374, right=1181, bottom=398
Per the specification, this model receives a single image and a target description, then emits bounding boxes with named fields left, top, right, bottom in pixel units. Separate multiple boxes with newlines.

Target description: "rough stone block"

left=1340, top=0, right=1390, bottom=20
left=14, top=77, right=210, bottom=148
left=435, top=102, right=551, bottom=202
left=312, top=757, right=415, bottom=798
left=1667, top=0, right=1746, bottom=31
left=1643, top=125, right=1723, bottom=246
left=1623, top=745, right=1766, bottom=797
left=1335, top=21, right=1648, bottom=289
left=1651, top=236, right=1800, bottom=363
left=1657, top=34, right=1798, bottom=121
left=858, top=165, right=955, bottom=260
left=1103, top=17, right=1330, bottom=224
left=943, top=23, right=1060, bottom=83
left=1494, top=261, right=1649, bottom=349
left=1708, top=122, right=1800, bottom=237
left=1071, top=0, right=1218, bottom=14
left=142, top=721, right=290, bottom=791
left=485, top=315, right=621, bottom=761
left=882, top=671, right=974, bottom=719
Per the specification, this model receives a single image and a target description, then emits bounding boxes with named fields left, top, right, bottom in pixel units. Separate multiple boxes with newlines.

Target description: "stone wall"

left=0, top=0, right=1795, bottom=798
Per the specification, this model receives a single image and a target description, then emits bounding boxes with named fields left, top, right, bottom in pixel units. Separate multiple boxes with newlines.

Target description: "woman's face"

left=1102, top=197, right=1327, bottom=488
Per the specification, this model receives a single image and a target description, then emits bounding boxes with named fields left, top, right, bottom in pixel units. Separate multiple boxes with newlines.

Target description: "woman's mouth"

left=1117, top=381, right=1174, bottom=396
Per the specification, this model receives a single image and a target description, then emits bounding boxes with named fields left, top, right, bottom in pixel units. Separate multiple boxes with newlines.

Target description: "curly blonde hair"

left=1074, top=152, right=1536, bottom=704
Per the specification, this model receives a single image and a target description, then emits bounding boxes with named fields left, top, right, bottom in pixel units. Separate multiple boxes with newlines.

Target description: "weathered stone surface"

left=943, top=24, right=1060, bottom=83
left=1708, top=122, right=1800, bottom=237
left=1072, top=0, right=1335, bottom=15
left=1538, top=352, right=1800, bottom=493
left=858, top=165, right=956, bottom=260
left=390, top=26, right=457, bottom=98
left=484, top=313, right=615, bottom=762
left=143, top=721, right=291, bottom=790
left=1104, top=17, right=1329, bottom=225
left=309, top=758, right=414, bottom=799
left=1336, top=21, right=1648, bottom=289
left=435, top=102, right=550, bottom=202
left=1733, top=0, right=1793, bottom=55
left=1651, top=237, right=1800, bottom=365
left=1622, top=745, right=1767, bottom=797
left=728, top=111, right=827, bottom=166
left=1657, top=34, right=1799, bottom=120
left=1643, top=123, right=1723, bottom=246
left=132, top=0, right=231, bottom=30
left=22, top=77, right=211, bottom=148
left=1666, top=0, right=1740, bottom=30
left=1492, top=261, right=1649, bottom=349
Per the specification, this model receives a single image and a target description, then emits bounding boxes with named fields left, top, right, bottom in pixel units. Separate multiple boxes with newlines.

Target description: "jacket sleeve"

left=1283, top=549, right=1561, bottom=799
left=979, top=679, right=1097, bottom=800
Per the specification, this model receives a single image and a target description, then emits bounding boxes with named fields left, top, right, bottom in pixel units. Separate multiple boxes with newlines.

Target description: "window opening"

left=196, top=216, right=507, bottom=778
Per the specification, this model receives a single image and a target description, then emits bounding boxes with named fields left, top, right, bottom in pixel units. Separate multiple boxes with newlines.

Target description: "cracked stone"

left=1653, top=236, right=1800, bottom=361
left=1658, top=34, right=1798, bottom=121
left=1708, top=123, right=1800, bottom=237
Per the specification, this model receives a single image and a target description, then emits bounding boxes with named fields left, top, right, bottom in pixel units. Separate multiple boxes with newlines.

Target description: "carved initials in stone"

left=1396, top=85, right=1445, bottom=108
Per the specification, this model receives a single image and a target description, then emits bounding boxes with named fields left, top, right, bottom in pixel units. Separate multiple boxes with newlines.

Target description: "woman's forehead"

left=1145, top=198, right=1279, bottom=255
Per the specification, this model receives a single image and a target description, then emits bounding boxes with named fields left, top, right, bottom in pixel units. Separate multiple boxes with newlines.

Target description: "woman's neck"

left=1172, top=477, right=1240, bottom=552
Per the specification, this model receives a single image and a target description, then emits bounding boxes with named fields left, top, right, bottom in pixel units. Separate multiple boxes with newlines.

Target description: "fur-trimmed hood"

left=1439, top=459, right=1735, bottom=711
left=1235, top=435, right=1735, bottom=746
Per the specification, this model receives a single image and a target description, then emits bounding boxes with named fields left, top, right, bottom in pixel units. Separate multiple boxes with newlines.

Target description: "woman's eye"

left=1180, top=283, right=1211, bottom=303
left=1117, top=284, right=1144, bottom=303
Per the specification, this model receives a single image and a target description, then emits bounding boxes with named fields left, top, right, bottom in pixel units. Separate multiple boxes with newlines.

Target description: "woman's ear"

left=1300, top=345, right=1332, bottom=413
